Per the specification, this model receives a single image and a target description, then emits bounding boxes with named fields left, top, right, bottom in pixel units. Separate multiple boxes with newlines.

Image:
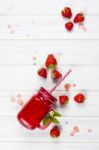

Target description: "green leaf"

left=43, top=116, right=50, bottom=126
left=53, top=111, right=61, bottom=117
left=49, top=116, right=60, bottom=124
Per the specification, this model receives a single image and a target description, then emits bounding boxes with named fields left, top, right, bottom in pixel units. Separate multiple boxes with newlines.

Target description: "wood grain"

left=0, top=40, right=99, bottom=66
left=0, top=143, right=99, bottom=150
left=0, top=0, right=99, bottom=15
left=0, top=91, right=99, bottom=117
left=0, top=0, right=99, bottom=149
left=0, top=15, right=99, bottom=39
left=0, top=117, right=99, bottom=143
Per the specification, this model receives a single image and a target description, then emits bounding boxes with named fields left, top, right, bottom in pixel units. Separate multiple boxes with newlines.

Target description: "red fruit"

left=50, top=126, right=60, bottom=138
left=38, top=67, right=47, bottom=78
left=52, top=70, right=62, bottom=80
left=61, top=7, right=72, bottom=18
left=59, top=95, right=69, bottom=105
left=74, top=13, right=84, bottom=23
left=65, top=21, right=74, bottom=31
left=45, top=54, right=57, bottom=69
left=74, top=93, right=85, bottom=103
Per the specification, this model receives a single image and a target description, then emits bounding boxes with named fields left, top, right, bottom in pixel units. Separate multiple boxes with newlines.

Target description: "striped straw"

left=50, top=69, right=72, bottom=94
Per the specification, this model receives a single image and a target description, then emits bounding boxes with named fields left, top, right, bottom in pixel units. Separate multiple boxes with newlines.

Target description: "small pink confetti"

left=73, top=84, right=76, bottom=87
left=70, top=126, right=80, bottom=137
left=70, top=132, right=74, bottom=136
left=33, top=56, right=37, bottom=60
left=17, top=94, right=22, bottom=98
left=17, top=94, right=24, bottom=106
left=7, top=24, right=12, bottom=29
left=73, top=126, right=79, bottom=133
left=88, top=129, right=92, bottom=133
left=64, top=83, right=71, bottom=91
left=10, top=30, right=15, bottom=34
left=11, top=94, right=24, bottom=106
left=17, top=99, right=24, bottom=105
left=11, top=97, right=16, bottom=102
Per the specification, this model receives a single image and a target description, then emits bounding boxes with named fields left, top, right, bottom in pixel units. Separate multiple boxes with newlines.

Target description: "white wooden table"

left=0, top=0, right=99, bottom=149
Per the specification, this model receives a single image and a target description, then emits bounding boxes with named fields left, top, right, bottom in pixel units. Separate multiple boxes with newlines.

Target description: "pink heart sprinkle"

left=64, top=83, right=71, bottom=91
left=70, top=132, right=74, bottom=136
left=73, top=126, right=79, bottom=133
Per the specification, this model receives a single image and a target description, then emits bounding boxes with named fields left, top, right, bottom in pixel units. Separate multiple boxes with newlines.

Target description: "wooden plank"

left=0, top=0, right=99, bottom=15
left=0, top=66, right=99, bottom=91
left=0, top=15, right=99, bottom=39
left=0, top=91, right=99, bottom=117
left=0, top=117, right=99, bottom=143
left=0, top=48, right=99, bottom=65
left=0, top=39, right=98, bottom=49
left=0, top=143, right=99, bottom=150
left=0, top=40, right=99, bottom=66
left=0, top=0, right=98, bottom=148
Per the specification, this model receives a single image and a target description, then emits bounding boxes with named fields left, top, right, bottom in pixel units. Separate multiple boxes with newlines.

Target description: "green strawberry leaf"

left=49, top=116, right=60, bottom=124
left=43, top=115, right=50, bottom=126
left=53, top=111, right=61, bottom=117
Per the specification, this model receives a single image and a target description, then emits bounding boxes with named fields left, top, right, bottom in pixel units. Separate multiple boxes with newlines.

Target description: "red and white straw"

left=50, top=69, right=72, bottom=93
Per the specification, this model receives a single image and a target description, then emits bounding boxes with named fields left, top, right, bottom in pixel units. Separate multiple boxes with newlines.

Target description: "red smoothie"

left=17, top=87, right=57, bottom=130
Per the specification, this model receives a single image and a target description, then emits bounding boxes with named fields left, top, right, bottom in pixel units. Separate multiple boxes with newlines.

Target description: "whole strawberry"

left=45, top=54, right=57, bottom=69
left=61, top=7, right=72, bottom=18
left=38, top=67, right=47, bottom=78
left=74, top=13, right=84, bottom=23
left=59, top=95, right=69, bottom=105
left=65, top=21, right=74, bottom=31
left=74, top=93, right=85, bottom=103
left=51, top=70, right=62, bottom=80
left=50, top=126, right=60, bottom=138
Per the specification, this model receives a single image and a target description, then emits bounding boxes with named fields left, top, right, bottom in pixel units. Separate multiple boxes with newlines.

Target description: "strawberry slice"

left=50, top=126, right=60, bottom=138
left=51, top=70, right=62, bottom=80
left=38, top=67, right=47, bottom=78
left=74, top=93, right=85, bottom=103
left=45, top=54, right=57, bottom=69
left=59, top=95, right=69, bottom=105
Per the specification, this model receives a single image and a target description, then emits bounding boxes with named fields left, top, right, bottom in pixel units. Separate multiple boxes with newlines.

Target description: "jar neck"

left=39, top=87, right=57, bottom=105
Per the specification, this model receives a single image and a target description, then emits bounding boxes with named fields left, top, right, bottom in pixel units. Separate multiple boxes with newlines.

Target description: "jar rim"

left=39, top=87, right=57, bottom=104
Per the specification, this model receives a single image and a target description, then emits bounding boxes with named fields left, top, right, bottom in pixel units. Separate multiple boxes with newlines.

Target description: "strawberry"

left=38, top=67, right=47, bottom=78
left=45, top=54, right=57, bottom=69
left=74, top=93, right=85, bottom=103
left=74, top=13, right=84, bottom=23
left=50, top=126, right=60, bottom=138
left=59, top=95, right=69, bottom=105
left=51, top=70, right=62, bottom=80
left=61, top=7, right=72, bottom=18
left=65, top=21, right=74, bottom=31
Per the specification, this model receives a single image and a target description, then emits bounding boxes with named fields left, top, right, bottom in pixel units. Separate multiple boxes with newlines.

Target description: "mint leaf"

left=49, top=116, right=59, bottom=124
left=43, top=116, right=50, bottom=126
left=53, top=111, right=61, bottom=117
